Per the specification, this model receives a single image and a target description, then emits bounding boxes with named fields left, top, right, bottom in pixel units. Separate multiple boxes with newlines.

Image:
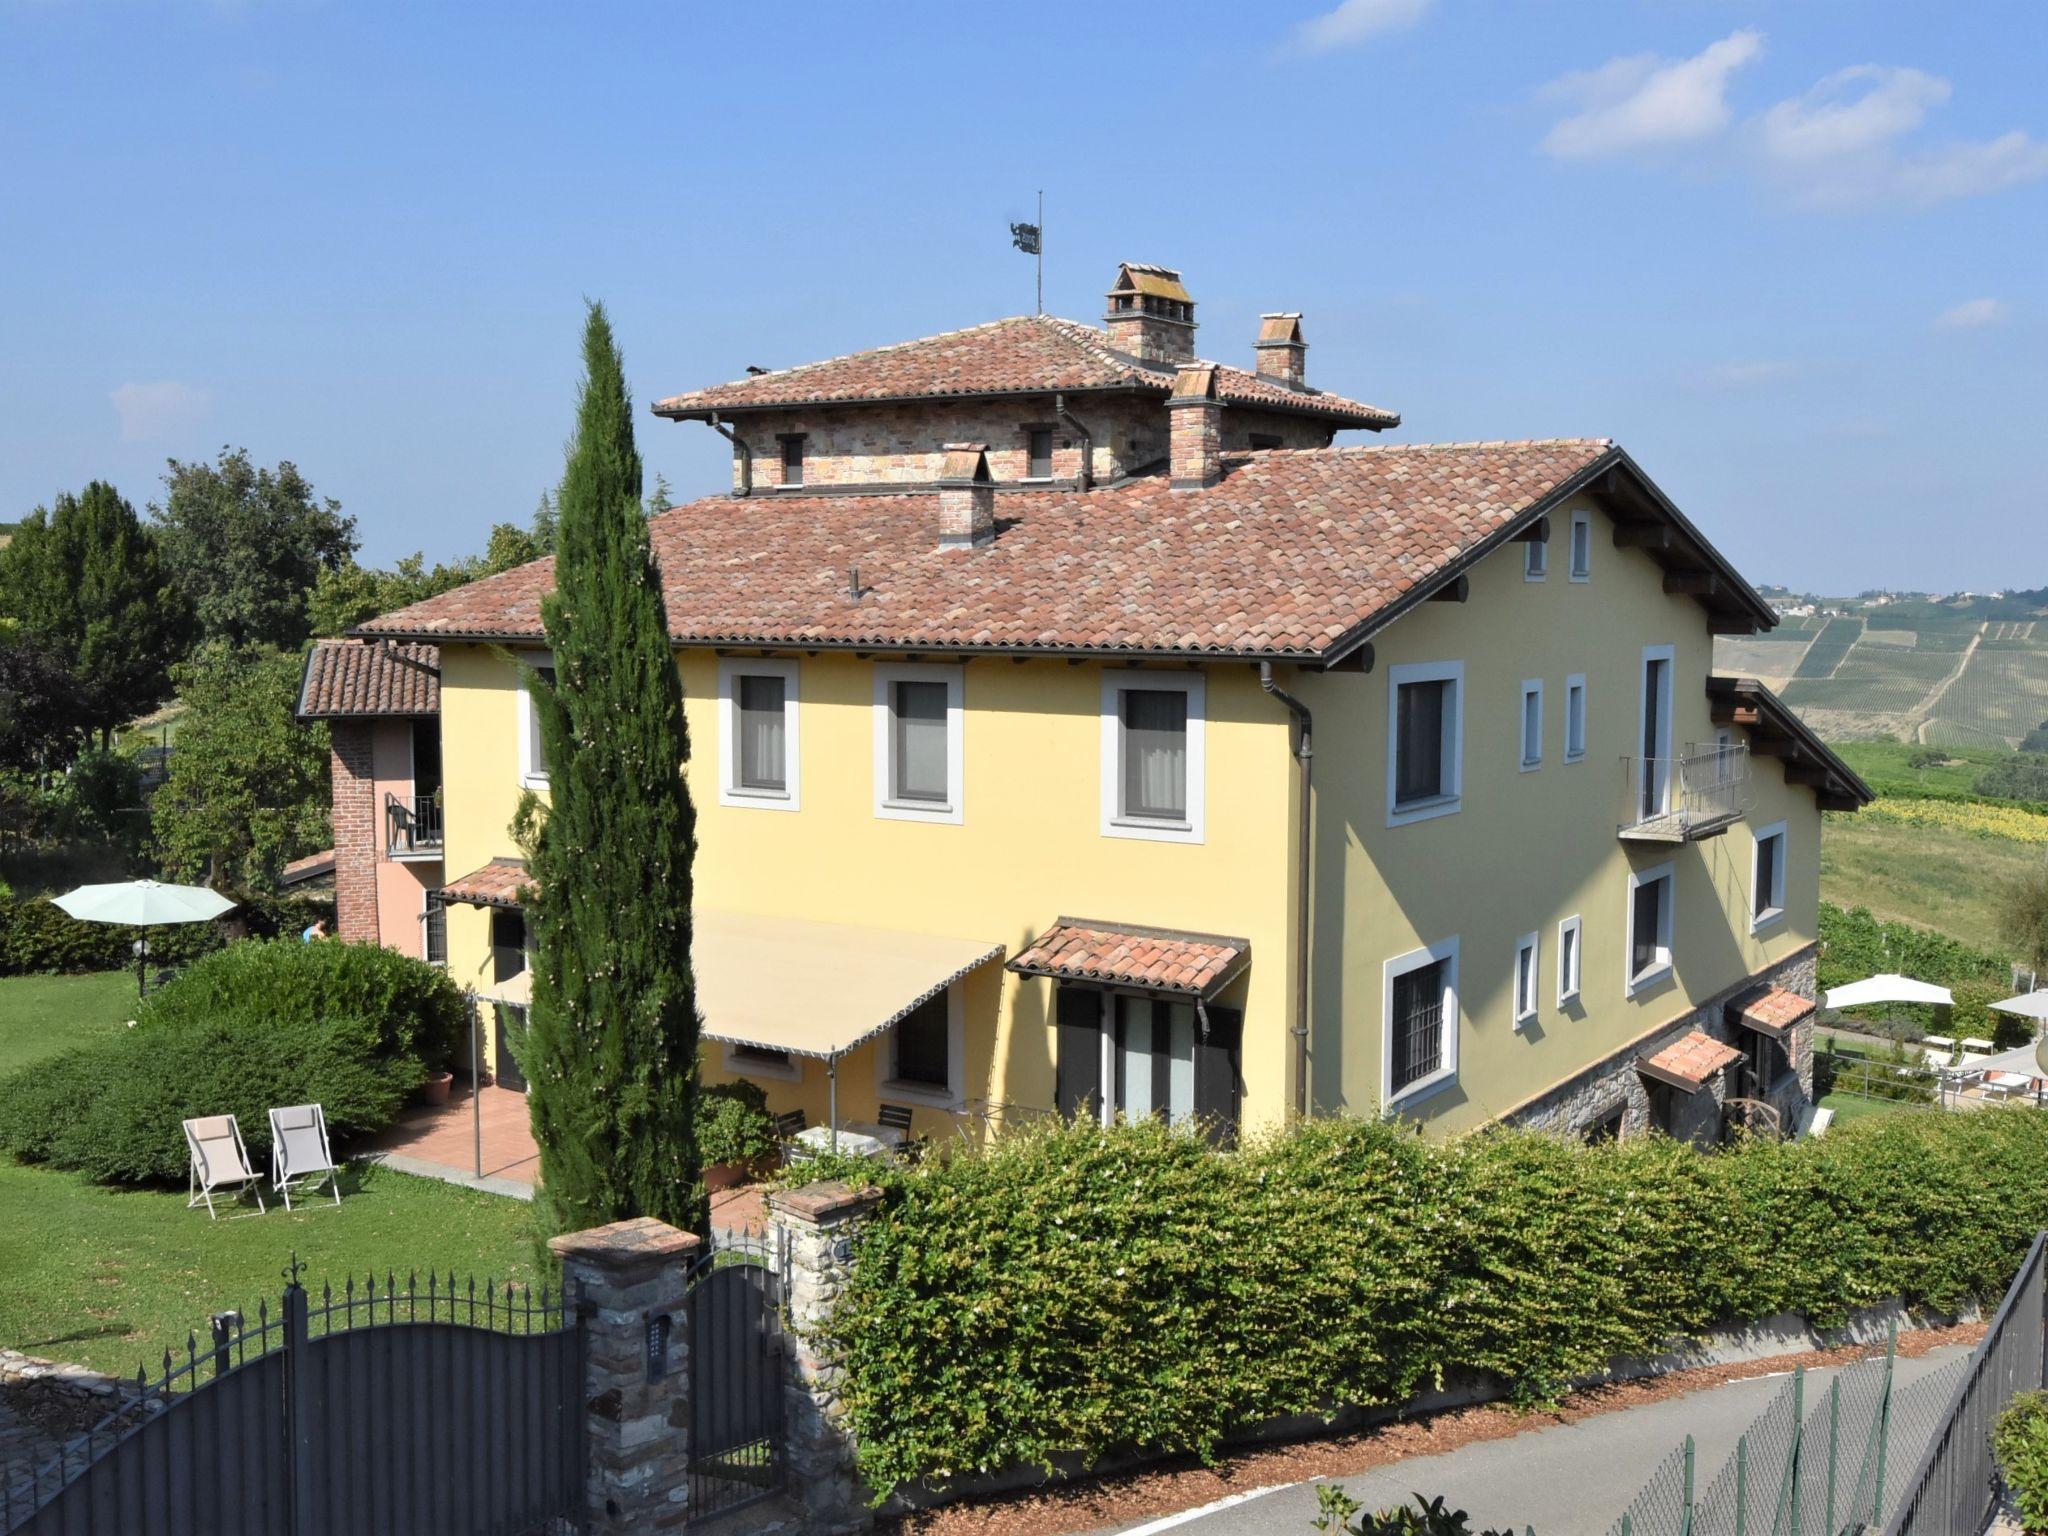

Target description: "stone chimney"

left=936, top=442, right=995, bottom=547
left=1254, top=313, right=1307, bottom=387
left=1103, top=262, right=1197, bottom=365
left=1168, top=366, right=1221, bottom=491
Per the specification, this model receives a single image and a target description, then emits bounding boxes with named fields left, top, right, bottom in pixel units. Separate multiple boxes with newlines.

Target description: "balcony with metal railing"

left=385, top=791, right=444, bottom=858
left=1618, top=742, right=1749, bottom=842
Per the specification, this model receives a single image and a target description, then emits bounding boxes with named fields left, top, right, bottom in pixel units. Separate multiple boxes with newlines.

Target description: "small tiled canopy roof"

left=278, top=849, right=336, bottom=888
left=1639, top=1030, right=1745, bottom=1092
left=1729, top=985, right=1816, bottom=1038
left=362, top=439, right=1770, bottom=660
left=297, top=640, right=440, bottom=719
left=437, top=859, right=531, bottom=910
left=650, top=314, right=1399, bottom=428
left=1008, top=919, right=1250, bottom=999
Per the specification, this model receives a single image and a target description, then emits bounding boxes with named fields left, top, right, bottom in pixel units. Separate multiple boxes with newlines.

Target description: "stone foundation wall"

left=1510, top=944, right=1819, bottom=1143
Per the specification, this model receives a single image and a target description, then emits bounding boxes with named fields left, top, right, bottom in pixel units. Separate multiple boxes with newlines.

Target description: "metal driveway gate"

left=687, top=1230, right=787, bottom=1526
left=2, top=1266, right=582, bottom=1536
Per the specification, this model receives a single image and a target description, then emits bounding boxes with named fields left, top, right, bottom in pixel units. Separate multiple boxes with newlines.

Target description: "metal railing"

left=1619, top=744, right=1750, bottom=841
left=384, top=791, right=443, bottom=855
left=1881, top=1231, right=2048, bottom=1535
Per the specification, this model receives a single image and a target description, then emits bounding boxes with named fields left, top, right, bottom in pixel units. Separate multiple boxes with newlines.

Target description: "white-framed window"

left=1564, top=674, right=1588, bottom=762
left=1386, top=660, right=1464, bottom=827
left=717, top=658, right=800, bottom=811
left=1626, top=860, right=1676, bottom=996
left=1513, top=930, right=1540, bottom=1029
left=1100, top=670, right=1206, bottom=844
left=1751, top=819, right=1788, bottom=932
left=872, top=663, right=964, bottom=824
left=1557, top=914, right=1583, bottom=1006
left=876, top=985, right=965, bottom=1107
left=1383, top=936, right=1460, bottom=1108
left=1519, top=679, right=1544, bottom=771
left=1636, top=644, right=1676, bottom=821
left=515, top=650, right=556, bottom=789
left=1569, top=510, right=1593, bottom=581
left=723, top=1041, right=802, bottom=1083
left=1524, top=529, right=1548, bottom=581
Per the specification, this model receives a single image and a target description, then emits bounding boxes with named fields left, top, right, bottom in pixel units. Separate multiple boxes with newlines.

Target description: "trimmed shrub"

left=1996, top=1390, right=2048, bottom=1530
left=0, top=938, right=464, bottom=1183
left=0, top=891, right=333, bottom=976
left=827, top=1110, right=2048, bottom=1494
left=696, top=1080, right=774, bottom=1168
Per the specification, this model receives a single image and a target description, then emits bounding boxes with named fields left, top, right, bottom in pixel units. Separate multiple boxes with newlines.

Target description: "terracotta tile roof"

left=359, top=438, right=1617, bottom=660
left=1007, top=918, right=1250, bottom=998
left=297, top=640, right=441, bottom=718
left=1731, top=985, right=1816, bottom=1037
left=1640, top=1030, right=1745, bottom=1092
left=278, top=849, right=335, bottom=888
left=437, top=859, right=530, bottom=909
left=650, top=314, right=1399, bottom=429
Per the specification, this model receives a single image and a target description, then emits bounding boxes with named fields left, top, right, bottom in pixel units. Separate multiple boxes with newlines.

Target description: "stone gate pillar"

left=550, top=1217, right=701, bottom=1533
left=769, top=1180, right=883, bottom=1535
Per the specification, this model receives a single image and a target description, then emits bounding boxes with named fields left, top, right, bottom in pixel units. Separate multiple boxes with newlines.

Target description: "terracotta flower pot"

left=420, top=1071, right=455, bottom=1107
left=703, top=1160, right=752, bottom=1193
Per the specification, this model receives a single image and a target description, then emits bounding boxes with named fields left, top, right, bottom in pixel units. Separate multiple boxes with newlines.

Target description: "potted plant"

left=696, top=1081, right=776, bottom=1190
left=419, top=1067, right=456, bottom=1106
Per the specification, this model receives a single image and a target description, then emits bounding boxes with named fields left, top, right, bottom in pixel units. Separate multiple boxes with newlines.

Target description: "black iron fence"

left=385, top=792, right=444, bottom=855
left=1880, top=1231, right=2048, bottom=1535
left=688, top=1226, right=788, bottom=1526
left=2, top=1266, right=582, bottom=1536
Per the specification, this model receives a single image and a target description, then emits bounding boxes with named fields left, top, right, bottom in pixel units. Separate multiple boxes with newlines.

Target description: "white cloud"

left=1754, top=66, right=1947, bottom=163
left=1936, top=297, right=2009, bottom=331
left=110, top=380, right=213, bottom=443
left=1693, top=360, right=1801, bottom=390
left=1284, top=0, right=1433, bottom=56
left=1540, top=30, right=1763, bottom=159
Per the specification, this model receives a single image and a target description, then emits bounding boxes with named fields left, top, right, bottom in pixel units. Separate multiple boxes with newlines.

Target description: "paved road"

left=1093, top=1345, right=1969, bottom=1535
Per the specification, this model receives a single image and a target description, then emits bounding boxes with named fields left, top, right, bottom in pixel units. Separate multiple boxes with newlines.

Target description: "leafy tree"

left=516, top=303, right=701, bottom=1237
left=482, top=522, right=543, bottom=573
left=0, top=483, right=187, bottom=746
left=646, top=471, right=673, bottom=517
left=2006, top=859, right=2048, bottom=982
left=150, top=643, right=330, bottom=889
left=1975, top=755, right=2048, bottom=805
left=152, top=448, right=356, bottom=649
left=0, top=639, right=86, bottom=772
left=309, top=552, right=480, bottom=636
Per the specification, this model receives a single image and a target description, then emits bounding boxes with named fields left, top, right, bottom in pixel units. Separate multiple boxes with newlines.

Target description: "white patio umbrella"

left=52, top=879, right=237, bottom=995
left=1822, top=973, right=1954, bottom=1010
left=1991, top=990, right=2048, bottom=1026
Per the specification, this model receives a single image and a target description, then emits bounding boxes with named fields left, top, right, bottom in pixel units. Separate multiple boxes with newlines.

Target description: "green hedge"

left=0, top=938, right=464, bottom=1183
left=0, top=891, right=331, bottom=976
left=1995, top=1390, right=2048, bottom=1530
left=827, top=1112, right=2048, bottom=1493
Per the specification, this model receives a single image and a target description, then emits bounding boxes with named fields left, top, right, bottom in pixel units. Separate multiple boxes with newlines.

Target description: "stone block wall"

left=328, top=720, right=379, bottom=943
left=1511, top=943, right=1820, bottom=1144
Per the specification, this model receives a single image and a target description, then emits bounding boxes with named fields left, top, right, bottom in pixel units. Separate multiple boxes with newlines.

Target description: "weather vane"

left=1010, top=190, right=1043, bottom=314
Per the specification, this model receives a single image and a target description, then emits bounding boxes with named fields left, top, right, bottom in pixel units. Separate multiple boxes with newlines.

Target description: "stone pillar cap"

left=769, top=1180, right=883, bottom=1223
left=548, top=1217, right=702, bottom=1276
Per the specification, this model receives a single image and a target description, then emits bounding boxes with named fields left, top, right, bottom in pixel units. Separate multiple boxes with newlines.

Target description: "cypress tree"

left=517, top=303, right=703, bottom=1237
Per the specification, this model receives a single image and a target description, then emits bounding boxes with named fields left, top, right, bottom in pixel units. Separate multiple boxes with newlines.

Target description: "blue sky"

left=2, top=0, right=2042, bottom=593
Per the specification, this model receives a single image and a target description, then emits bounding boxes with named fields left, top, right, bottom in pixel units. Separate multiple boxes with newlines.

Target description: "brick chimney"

left=1103, top=262, right=1197, bottom=365
left=936, top=442, right=995, bottom=547
left=1168, top=366, right=1221, bottom=491
left=1254, top=313, right=1307, bottom=387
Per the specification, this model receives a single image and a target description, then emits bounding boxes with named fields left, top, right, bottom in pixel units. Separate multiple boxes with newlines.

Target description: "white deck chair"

left=269, top=1103, right=342, bottom=1211
left=184, top=1115, right=266, bottom=1220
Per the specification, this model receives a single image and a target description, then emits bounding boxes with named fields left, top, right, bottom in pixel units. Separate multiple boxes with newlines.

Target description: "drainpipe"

left=1054, top=393, right=1094, bottom=491
left=706, top=412, right=752, bottom=497
left=1260, top=661, right=1314, bottom=1121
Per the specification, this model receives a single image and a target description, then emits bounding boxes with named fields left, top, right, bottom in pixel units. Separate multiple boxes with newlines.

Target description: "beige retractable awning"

left=476, top=970, right=532, bottom=1008
left=694, top=910, right=1004, bottom=1061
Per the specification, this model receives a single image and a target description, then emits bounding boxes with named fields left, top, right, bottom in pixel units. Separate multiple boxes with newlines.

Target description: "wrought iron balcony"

left=1618, top=743, right=1749, bottom=842
left=385, top=791, right=444, bottom=857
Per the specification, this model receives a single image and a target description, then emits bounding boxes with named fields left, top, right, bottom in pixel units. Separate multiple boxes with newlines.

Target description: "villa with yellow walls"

left=334, top=262, right=1871, bottom=1149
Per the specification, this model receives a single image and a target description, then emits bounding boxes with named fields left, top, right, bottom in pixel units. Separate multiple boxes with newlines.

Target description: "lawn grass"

left=1820, top=812, right=2037, bottom=950
left=1818, top=1091, right=1918, bottom=1126
left=0, top=970, right=138, bottom=1077
left=0, top=972, right=543, bottom=1376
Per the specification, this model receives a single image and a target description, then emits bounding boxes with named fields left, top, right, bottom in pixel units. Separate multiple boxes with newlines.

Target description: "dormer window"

left=778, top=434, right=805, bottom=488
left=1026, top=428, right=1054, bottom=480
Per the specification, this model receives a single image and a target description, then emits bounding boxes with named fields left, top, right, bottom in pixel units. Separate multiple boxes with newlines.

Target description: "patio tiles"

left=710, top=1184, right=768, bottom=1239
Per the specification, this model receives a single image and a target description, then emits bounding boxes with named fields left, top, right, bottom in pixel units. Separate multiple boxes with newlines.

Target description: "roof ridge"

left=1318, top=436, right=1616, bottom=455
left=656, top=314, right=1073, bottom=405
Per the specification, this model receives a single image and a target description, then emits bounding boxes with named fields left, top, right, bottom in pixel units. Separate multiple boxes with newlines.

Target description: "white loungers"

left=183, top=1104, right=343, bottom=1219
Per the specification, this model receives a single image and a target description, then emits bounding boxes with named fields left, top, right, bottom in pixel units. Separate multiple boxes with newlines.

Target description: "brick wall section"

left=329, top=720, right=380, bottom=944
left=1169, top=398, right=1222, bottom=490
left=1510, top=944, right=1820, bottom=1144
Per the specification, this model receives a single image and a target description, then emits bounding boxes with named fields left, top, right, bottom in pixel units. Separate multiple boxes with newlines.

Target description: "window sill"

left=879, top=1078, right=959, bottom=1110
left=1558, top=987, right=1581, bottom=1009
left=1626, top=961, right=1674, bottom=998
left=520, top=772, right=550, bottom=792
left=878, top=798, right=961, bottom=825
left=1387, top=793, right=1461, bottom=828
left=1524, top=571, right=1547, bottom=584
left=1105, top=813, right=1201, bottom=844
left=1387, top=1070, right=1458, bottom=1113
left=1569, top=571, right=1592, bottom=584
left=1019, top=476, right=1055, bottom=485
left=721, top=785, right=799, bottom=812
left=1513, top=1010, right=1537, bottom=1032
left=1519, top=758, right=1542, bottom=774
left=1750, top=908, right=1786, bottom=936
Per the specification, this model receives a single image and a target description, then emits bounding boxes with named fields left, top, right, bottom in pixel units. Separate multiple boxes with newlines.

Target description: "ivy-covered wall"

left=827, top=1111, right=2048, bottom=1494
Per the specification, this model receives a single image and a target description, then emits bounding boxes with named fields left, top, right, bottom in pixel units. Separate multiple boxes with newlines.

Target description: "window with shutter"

left=1054, top=986, right=1104, bottom=1118
left=1026, top=428, right=1054, bottom=479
